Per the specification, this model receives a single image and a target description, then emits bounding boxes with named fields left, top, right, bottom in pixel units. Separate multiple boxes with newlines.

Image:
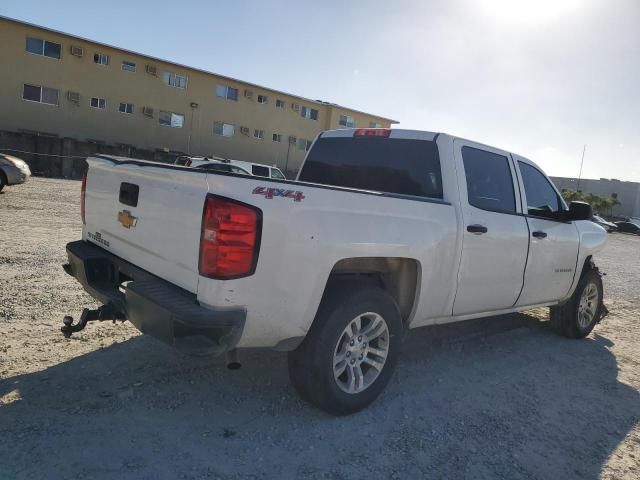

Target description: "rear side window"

left=298, top=137, right=443, bottom=199
left=252, top=165, right=269, bottom=177
left=518, top=161, right=562, bottom=218
left=462, top=146, right=515, bottom=214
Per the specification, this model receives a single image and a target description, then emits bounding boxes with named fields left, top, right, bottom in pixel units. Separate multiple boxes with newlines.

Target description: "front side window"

left=26, top=37, right=61, bottom=59
left=93, top=53, right=110, bottom=65
left=119, top=102, right=133, bottom=114
left=213, top=121, right=234, bottom=137
left=518, top=161, right=563, bottom=218
left=462, top=146, right=515, bottom=214
left=159, top=111, right=184, bottom=128
left=339, top=115, right=355, bottom=127
left=216, top=84, right=238, bottom=101
left=23, top=84, right=59, bottom=105
left=163, top=72, right=187, bottom=88
left=299, top=137, right=443, bottom=199
left=271, top=168, right=285, bottom=180
left=122, top=61, right=136, bottom=72
left=90, top=97, right=106, bottom=109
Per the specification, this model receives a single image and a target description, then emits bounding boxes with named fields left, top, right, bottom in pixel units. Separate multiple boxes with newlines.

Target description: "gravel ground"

left=1, top=177, right=639, bottom=480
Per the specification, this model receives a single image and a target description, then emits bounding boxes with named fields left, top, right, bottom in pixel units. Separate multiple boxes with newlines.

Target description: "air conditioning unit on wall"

left=240, top=126, right=250, bottom=136
left=142, top=107, right=154, bottom=117
left=244, top=90, right=253, bottom=99
left=70, top=45, right=84, bottom=57
left=145, top=65, right=157, bottom=76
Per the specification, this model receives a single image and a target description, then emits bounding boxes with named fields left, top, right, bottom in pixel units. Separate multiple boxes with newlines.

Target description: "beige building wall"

left=0, top=16, right=397, bottom=174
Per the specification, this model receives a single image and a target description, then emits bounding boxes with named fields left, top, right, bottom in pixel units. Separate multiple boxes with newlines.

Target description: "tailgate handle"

left=119, top=182, right=139, bottom=207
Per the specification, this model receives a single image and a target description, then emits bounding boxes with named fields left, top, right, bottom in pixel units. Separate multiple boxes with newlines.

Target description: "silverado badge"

left=117, top=210, right=138, bottom=229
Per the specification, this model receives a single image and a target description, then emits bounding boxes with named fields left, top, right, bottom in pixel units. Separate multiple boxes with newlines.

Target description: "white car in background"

left=174, top=155, right=286, bottom=179
left=0, top=154, right=31, bottom=192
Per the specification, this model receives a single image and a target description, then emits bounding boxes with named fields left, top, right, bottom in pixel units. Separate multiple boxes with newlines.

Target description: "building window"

left=159, top=111, right=185, bottom=128
left=22, top=84, right=59, bottom=105
left=25, top=37, right=61, bottom=59
left=297, top=138, right=312, bottom=151
left=216, top=84, right=239, bottom=101
left=254, top=129, right=264, bottom=139
left=90, top=97, right=106, bottom=109
left=119, top=102, right=133, bottom=114
left=301, top=106, right=319, bottom=120
left=257, top=95, right=268, bottom=104
left=93, top=53, right=110, bottom=65
left=369, top=122, right=382, bottom=128
left=272, top=133, right=281, bottom=142
left=163, top=71, right=187, bottom=89
left=122, top=61, right=136, bottom=72
left=213, top=121, right=235, bottom=137
left=339, top=115, right=355, bottom=127
left=275, top=99, right=285, bottom=109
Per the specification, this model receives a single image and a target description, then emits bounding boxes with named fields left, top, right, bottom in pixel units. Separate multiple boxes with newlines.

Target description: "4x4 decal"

left=253, top=186, right=305, bottom=202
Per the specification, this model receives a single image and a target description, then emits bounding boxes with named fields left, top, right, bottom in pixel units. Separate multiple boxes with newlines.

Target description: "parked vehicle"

left=591, top=214, right=617, bottom=232
left=173, top=155, right=285, bottom=179
left=0, top=154, right=31, bottom=192
left=614, top=221, right=640, bottom=234
left=62, top=128, right=607, bottom=414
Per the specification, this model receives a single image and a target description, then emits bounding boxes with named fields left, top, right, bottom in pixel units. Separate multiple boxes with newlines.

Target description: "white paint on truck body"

left=82, top=130, right=607, bottom=349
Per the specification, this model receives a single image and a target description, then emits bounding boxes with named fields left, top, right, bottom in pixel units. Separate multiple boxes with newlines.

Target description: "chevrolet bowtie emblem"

left=117, top=210, right=138, bottom=229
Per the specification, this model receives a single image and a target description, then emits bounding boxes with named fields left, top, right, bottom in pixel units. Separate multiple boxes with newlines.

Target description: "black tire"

left=550, top=268, right=603, bottom=338
left=0, top=172, right=6, bottom=192
left=288, top=282, right=404, bottom=415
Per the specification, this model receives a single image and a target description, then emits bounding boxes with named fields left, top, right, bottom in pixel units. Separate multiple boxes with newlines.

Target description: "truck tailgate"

left=83, top=157, right=209, bottom=293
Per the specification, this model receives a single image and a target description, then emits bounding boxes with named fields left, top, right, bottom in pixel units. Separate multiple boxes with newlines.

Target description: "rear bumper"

left=64, top=240, right=245, bottom=355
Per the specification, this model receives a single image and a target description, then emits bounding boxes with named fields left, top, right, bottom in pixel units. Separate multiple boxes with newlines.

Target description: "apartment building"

left=0, top=16, right=397, bottom=174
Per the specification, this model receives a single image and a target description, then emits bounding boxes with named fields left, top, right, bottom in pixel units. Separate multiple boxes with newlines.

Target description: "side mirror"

left=568, top=201, right=592, bottom=221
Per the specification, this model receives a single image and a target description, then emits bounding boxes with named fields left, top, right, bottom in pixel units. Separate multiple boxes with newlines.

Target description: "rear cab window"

left=252, top=165, right=270, bottom=177
left=298, top=136, right=443, bottom=199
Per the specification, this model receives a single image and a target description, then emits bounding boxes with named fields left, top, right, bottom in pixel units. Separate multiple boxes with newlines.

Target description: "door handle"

left=466, top=224, right=488, bottom=234
left=532, top=231, right=547, bottom=239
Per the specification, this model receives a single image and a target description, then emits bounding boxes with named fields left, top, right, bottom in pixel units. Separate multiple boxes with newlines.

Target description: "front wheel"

left=288, top=283, right=403, bottom=415
left=550, top=268, right=603, bottom=338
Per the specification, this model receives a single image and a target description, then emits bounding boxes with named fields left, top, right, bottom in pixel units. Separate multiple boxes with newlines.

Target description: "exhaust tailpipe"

left=226, top=349, right=241, bottom=370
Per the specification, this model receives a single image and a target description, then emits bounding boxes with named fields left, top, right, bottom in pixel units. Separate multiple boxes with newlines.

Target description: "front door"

left=452, top=140, right=530, bottom=316
left=513, top=157, right=580, bottom=306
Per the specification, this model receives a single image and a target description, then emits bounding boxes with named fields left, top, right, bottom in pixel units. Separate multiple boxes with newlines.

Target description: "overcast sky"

left=2, top=0, right=638, bottom=181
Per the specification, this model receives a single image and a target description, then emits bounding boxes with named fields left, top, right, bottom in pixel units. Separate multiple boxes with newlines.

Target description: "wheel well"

left=326, top=257, right=420, bottom=326
left=0, top=169, right=7, bottom=185
left=581, top=255, right=595, bottom=276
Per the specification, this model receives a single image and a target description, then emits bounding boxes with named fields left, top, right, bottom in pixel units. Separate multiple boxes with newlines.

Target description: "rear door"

left=84, top=157, right=209, bottom=293
left=452, top=140, right=529, bottom=316
left=513, top=157, right=580, bottom=306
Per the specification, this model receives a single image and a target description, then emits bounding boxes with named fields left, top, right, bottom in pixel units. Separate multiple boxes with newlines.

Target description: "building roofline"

left=0, top=14, right=399, bottom=124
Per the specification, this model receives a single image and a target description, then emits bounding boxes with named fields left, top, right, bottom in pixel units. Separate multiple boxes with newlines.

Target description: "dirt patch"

left=1, top=178, right=639, bottom=479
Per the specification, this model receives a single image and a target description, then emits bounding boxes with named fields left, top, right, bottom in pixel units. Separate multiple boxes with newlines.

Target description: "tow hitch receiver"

left=61, top=305, right=126, bottom=338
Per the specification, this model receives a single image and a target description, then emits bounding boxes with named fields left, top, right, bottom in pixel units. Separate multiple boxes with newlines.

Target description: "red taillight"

left=80, top=172, right=87, bottom=225
left=199, top=195, right=261, bottom=279
left=354, top=128, right=391, bottom=137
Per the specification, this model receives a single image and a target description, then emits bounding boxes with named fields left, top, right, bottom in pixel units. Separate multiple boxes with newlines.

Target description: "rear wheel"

left=288, top=283, right=403, bottom=415
left=550, top=268, right=603, bottom=338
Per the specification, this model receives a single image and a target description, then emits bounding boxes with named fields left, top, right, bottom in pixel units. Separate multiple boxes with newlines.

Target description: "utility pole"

left=576, top=144, right=586, bottom=192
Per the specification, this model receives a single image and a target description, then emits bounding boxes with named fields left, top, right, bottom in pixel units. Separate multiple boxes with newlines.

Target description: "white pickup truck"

left=63, top=128, right=607, bottom=414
